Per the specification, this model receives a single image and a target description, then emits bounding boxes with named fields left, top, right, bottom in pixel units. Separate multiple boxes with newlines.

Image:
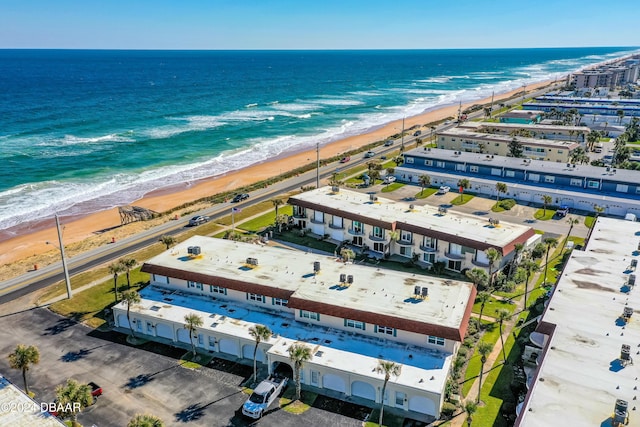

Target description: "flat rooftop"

left=123, top=286, right=452, bottom=394
left=0, top=375, right=65, bottom=427
left=519, top=217, right=640, bottom=426
left=144, top=236, right=474, bottom=334
left=405, top=148, right=640, bottom=183
left=437, top=128, right=579, bottom=150
left=459, top=121, right=591, bottom=134
left=290, top=187, right=534, bottom=254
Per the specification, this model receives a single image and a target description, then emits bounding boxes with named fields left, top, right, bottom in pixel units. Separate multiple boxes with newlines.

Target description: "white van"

left=594, top=143, right=604, bottom=153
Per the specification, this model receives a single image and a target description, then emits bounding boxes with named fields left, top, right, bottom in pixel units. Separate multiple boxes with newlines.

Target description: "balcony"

left=444, top=252, right=465, bottom=260
left=397, top=239, right=414, bottom=246
left=420, top=244, right=437, bottom=252
left=348, top=228, right=365, bottom=236
left=310, top=218, right=325, bottom=224
left=328, top=223, right=344, bottom=230
left=472, top=259, right=490, bottom=267
left=292, top=212, right=307, bottom=219
left=369, top=234, right=387, bottom=242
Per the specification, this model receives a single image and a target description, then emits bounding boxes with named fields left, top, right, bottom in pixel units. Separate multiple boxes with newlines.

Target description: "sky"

left=1, top=0, right=638, bottom=50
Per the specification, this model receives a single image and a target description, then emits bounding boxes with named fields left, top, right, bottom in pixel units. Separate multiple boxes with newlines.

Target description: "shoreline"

left=0, top=79, right=555, bottom=270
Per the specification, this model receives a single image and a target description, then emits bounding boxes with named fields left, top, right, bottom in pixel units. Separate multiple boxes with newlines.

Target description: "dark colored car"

left=188, top=215, right=210, bottom=226
left=340, top=156, right=351, bottom=163
left=232, top=193, right=250, bottom=203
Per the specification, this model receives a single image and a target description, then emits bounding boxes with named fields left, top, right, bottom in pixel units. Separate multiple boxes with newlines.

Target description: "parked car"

left=339, top=156, right=351, bottom=163
left=413, top=130, right=422, bottom=136
left=232, top=193, right=250, bottom=203
left=188, top=215, right=210, bottom=226
left=555, top=206, right=569, bottom=218
left=383, top=175, right=396, bottom=184
left=437, top=186, right=450, bottom=194
left=242, top=375, right=288, bottom=419
left=364, top=151, right=376, bottom=158
left=384, top=140, right=394, bottom=146
left=443, top=120, right=452, bottom=125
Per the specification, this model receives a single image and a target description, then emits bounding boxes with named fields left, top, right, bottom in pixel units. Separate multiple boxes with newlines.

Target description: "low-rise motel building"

left=287, top=186, right=536, bottom=274
left=458, top=121, right=590, bottom=143
left=0, top=375, right=65, bottom=427
left=434, top=127, right=580, bottom=163
left=113, top=236, right=477, bottom=421
left=515, top=217, right=640, bottom=426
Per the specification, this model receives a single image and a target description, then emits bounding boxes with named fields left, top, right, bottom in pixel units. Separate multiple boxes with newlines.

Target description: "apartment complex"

left=395, top=148, right=640, bottom=217
left=112, top=236, right=477, bottom=420
left=569, top=55, right=640, bottom=89
left=287, top=187, right=536, bottom=273
left=434, top=127, right=580, bottom=163
left=459, top=121, right=590, bottom=142
left=515, top=217, right=640, bottom=426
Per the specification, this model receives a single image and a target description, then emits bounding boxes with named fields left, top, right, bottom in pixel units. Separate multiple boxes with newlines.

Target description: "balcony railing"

left=292, top=212, right=307, bottom=219
left=444, top=252, right=465, bottom=260
left=328, top=223, right=344, bottom=230
left=310, top=218, right=325, bottom=224
left=397, top=239, right=414, bottom=246
left=348, top=228, right=365, bottom=236
left=369, top=234, right=387, bottom=242
left=420, top=244, right=437, bottom=252
left=472, top=259, right=490, bottom=267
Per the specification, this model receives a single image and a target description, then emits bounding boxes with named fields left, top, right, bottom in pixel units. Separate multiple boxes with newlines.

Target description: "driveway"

left=0, top=308, right=365, bottom=427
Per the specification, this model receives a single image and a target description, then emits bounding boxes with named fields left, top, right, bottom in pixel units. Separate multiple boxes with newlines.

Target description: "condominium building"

left=0, top=375, right=65, bottom=427
left=458, top=121, right=590, bottom=143
left=435, top=127, right=580, bottom=163
left=112, top=236, right=477, bottom=421
left=287, top=187, right=536, bottom=273
left=515, top=217, right=640, bottom=426
left=569, top=55, right=640, bottom=89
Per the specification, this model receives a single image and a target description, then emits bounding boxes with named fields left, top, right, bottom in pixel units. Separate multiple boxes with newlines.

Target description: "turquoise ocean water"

left=0, top=47, right=637, bottom=235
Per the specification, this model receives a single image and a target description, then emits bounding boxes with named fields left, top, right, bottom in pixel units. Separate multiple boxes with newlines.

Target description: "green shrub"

left=441, top=402, right=457, bottom=418
left=498, top=198, right=516, bottom=210
left=463, top=337, right=475, bottom=348
left=457, top=347, right=468, bottom=358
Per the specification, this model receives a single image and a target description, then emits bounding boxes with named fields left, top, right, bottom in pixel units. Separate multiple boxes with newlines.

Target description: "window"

left=422, top=236, right=437, bottom=250
left=272, top=298, right=288, bottom=307
left=313, top=211, right=324, bottom=223
left=294, top=206, right=306, bottom=217
left=198, top=334, right=204, bottom=345
left=428, top=336, right=445, bottom=346
left=372, top=226, right=384, bottom=239
left=491, top=168, right=501, bottom=176
left=376, top=325, right=395, bottom=336
left=209, top=336, right=216, bottom=347
left=247, top=293, right=265, bottom=303
left=587, top=180, right=600, bottom=189
left=616, top=184, right=629, bottom=193
left=395, top=391, right=406, bottom=406
left=400, top=246, right=412, bottom=257
left=448, top=259, right=462, bottom=271
left=456, top=164, right=465, bottom=171
left=470, top=165, right=479, bottom=173
left=400, top=230, right=412, bottom=242
left=136, top=320, right=142, bottom=331
left=151, top=274, right=156, bottom=282
left=373, top=242, right=385, bottom=252
left=505, top=170, right=515, bottom=178
left=449, top=243, right=462, bottom=255
left=209, top=285, right=226, bottom=295
left=187, top=281, right=203, bottom=290
left=528, top=173, right=540, bottom=182
left=558, top=150, right=563, bottom=154
left=311, top=371, right=319, bottom=386
left=544, top=176, right=555, bottom=183
left=352, top=220, right=364, bottom=233
left=146, top=322, right=153, bottom=333
left=570, top=178, right=582, bottom=187
left=332, top=216, right=343, bottom=228
left=353, top=236, right=363, bottom=246
left=405, top=157, right=414, bottom=164
left=345, top=319, right=365, bottom=330
left=166, top=277, right=170, bottom=284
left=300, top=310, right=320, bottom=321
left=423, top=252, right=435, bottom=264
left=436, top=161, right=445, bottom=168
left=424, top=159, right=433, bottom=166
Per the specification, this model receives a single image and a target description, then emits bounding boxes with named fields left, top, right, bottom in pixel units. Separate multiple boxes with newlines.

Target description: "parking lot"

left=0, top=308, right=367, bottom=427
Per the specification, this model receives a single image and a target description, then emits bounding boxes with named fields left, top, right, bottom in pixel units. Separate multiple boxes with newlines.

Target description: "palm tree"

left=465, top=268, right=489, bottom=290
left=271, top=198, right=284, bottom=217
left=340, top=247, right=356, bottom=263
left=8, top=344, right=40, bottom=395
left=457, top=178, right=470, bottom=202
left=122, top=290, right=141, bottom=338
left=430, top=126, right=436, bottom=143
left=108, top=261, right=125, bottom=303
left=184, top=313, right=203, bottom=358
left=475, top=291, right=492, bottom=324
left=248, top=325, right=272, bottom=383
left=464, top=400, right=478, bottom=427
left=617, top=109, right=625, bottom=124
left=55, top=379, right=94, bottom=427
left=159, top=235, right=176, bottom=250
left=495, top=182, right=507, bottom=202
left=418, top=174, right=431, bottom=195
left=288, top=343, right=312, bottom=401
left=541, top=195, right=553, bottom=217
left=521, top=258, right=539, bottom=310
left=586, top=130, right=601, bottom=152
left=388, top=230, right=400, bottom=257
left=128, top=414, right=164, bottom=427
left=376, top=360, right=402, bottom=426
left=485, top=248, right=502, bottom=290
left=476, top=341, right=493, bottom=404
left=564, top=216, right=580, bottom=248
left=120, top=258, right=137, bottom=289
left=496, top=309, right=512, bottom=363
left=542, top=238, right=559, bottom=287
left=593, top=204, right=605, bottom=224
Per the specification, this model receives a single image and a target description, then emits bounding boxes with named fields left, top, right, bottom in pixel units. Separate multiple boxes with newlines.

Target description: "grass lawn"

left=380, top=182, right=405, bottom=193
left=238, top=205, right=293, bottom=232
left=414, top=188, right=438, bottom=199
left=533, top=209, right=555, bottom=220
left=216, top=200, right=277, bottom=226
left=275, top=231, right=339, bottom=254
left=462, top=323, right=502, bottom=396
left=493, top=284, right=524, bottom=301
left=450, top=194, right=475, bottom=206
left=472, top=297, right=517, bottom=318
left=491, top=203, right=505, bottom=212
left=584, top=215, right=596, bottom=229
left=179, top=351, right=213, bottom=369
left=279, top=388, right=318, bottom=414
left=49, top=269, right=149, bottom=328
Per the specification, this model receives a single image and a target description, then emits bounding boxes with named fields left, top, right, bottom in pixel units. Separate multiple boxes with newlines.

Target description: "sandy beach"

left=0, top=80, right=554, bottom=276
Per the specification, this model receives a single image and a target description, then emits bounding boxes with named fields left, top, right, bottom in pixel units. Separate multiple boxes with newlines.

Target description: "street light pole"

left=53, top=214, right=72, bottom=300
left=316, top=142, right=320, bottom=189
left=400, top=117, right=405, bottom=152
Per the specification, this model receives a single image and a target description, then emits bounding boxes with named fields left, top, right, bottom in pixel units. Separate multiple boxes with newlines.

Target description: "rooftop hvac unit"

left=623, top=306, right=634, bottom=320
left=331, top=185, right=340, bottom=193
left=340, top=273, right=347, bottom=283
left=313, top=261, right=321, bottom=273
left=369, top=194, right=376, bottom=201
left=409, top=204, right=415, bottom=210
left=621, top=344, right=632, bottom=361
left=246, top=257, right=258, bottom=266
left=421, top=287, right=429, bottom=298
left=347, top=275, right=353, bottom=284
left=566, top=163, right=571, bottom=167
left=631, top=259, right=638, bottom=269
left=614, top=399, right=629, bottom=425
left=188, top=246, right=201, bottom=256
left=629, top=274, right=636, bottom=287
left=414, top=285, right=421, bottom=296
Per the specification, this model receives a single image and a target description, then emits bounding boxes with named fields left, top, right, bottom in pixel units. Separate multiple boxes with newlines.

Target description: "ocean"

left=0, top=47, right=637, bottom=235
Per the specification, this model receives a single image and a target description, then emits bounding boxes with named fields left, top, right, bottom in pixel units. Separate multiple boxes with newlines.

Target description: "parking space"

left=0, top=308, right=364, bottom=427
